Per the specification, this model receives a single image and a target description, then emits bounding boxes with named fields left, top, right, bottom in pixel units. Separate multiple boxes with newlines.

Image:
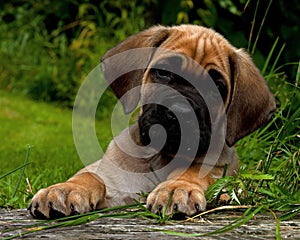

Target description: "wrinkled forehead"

left=149, top=29, right=233, bottom=76
left=147, top=49, right=207, bottom=81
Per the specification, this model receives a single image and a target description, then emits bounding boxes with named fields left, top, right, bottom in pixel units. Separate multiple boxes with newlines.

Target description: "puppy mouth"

left=138, top=101, right=211, bottom=157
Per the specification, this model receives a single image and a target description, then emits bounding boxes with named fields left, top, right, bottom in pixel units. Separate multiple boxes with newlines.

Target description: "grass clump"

left=203, top=61, right=300, bottom=238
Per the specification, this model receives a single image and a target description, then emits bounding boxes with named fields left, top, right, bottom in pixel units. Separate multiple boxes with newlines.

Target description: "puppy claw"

left=33, top=209, right=47, bottom=219
left=70, top=203, right=81, bottom=216
left=49, top=207, right=65, bottom=219
left=147, top=179, right=206, bottom=216
left=195, top=203, right=200, bottom=212
left=90, top=203, right=95, bottom=211
left=157, top=204, right=163, bottom=213
left=27, top=203, right=32, bottom=211
left=173, top=203, right=178, bottom=211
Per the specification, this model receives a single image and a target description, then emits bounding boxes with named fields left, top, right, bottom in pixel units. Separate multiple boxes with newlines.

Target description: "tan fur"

left=28, top=25, right=276, bottom=219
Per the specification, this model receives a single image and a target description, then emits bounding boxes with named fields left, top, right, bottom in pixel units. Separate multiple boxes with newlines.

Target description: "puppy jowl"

left=28, top=25, right=276, bottom=219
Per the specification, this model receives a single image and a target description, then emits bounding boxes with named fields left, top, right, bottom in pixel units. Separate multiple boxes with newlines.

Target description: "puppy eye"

left=208, top=69, right=223, bottom=81
left=208, top=69, right=228, bottom=100
left=157, top=69, right=172, bottom=78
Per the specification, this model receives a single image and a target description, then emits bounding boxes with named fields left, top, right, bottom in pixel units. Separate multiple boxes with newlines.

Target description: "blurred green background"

left=0, top=0, right=299, bottom=107
left=0, top=0, right=299, bottom=209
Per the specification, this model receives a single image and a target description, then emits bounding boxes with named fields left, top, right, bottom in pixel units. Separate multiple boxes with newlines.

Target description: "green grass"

left=0, top=90, right=112, bottom=208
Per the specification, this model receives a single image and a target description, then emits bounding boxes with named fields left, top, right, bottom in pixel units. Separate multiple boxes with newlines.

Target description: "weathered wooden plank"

left=1, top=209, right=299, bottom=239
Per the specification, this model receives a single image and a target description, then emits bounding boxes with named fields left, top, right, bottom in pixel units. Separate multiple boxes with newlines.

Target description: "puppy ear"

left=226, top=49, right=276, bottom=146
left=101, top=26, right=170, bottom=113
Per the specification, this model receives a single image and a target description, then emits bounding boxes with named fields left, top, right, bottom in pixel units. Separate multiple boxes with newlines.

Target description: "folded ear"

left=101, top=26, right=170, bottom=113
left=226, top=49, right=276, bottom=146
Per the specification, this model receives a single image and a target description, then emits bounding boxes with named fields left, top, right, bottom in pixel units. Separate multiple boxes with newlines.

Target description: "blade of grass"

left=0, top=163, right=31, bottom=179
left=242, top=0, right=251, bottom=13
left=296, top=60, right=300, bottom=87
left=279, top=206, right=300, bottom=221
left=162, top=190, right=174, bottom=221
left=268, top=208, right=281, bottom=240
left=247, top=0, right=260, bottom=52
left=240, top=173, right=274, bottom=180
left=186, top=205, right=251, bottom=221
left=272, top=62, right=299, bottom=76
left=270, top=43, right=286, bottom=74
left=251, top=0, right=273, bottom=55
left=222, top=163, right=228, bottom=178
left=152, top=206, right=264, bottom=237
left=261, top=37, right=279, bottom=75
left=12, top=145, right=30, bottom=198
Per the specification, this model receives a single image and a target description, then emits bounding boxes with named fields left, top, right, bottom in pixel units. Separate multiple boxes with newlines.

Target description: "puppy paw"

left=146, top=179, right=206, bottom=216
left=28, top=173, right=106, bottom=219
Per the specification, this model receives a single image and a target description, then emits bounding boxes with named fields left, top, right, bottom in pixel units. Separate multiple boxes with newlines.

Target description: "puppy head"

left=101, top=25, right=276, bottom=153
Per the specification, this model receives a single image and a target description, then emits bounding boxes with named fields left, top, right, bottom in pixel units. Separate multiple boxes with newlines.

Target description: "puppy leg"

left=147, top=165, right=222, bottom=216
left=28, top=172, right=107, bottom=219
